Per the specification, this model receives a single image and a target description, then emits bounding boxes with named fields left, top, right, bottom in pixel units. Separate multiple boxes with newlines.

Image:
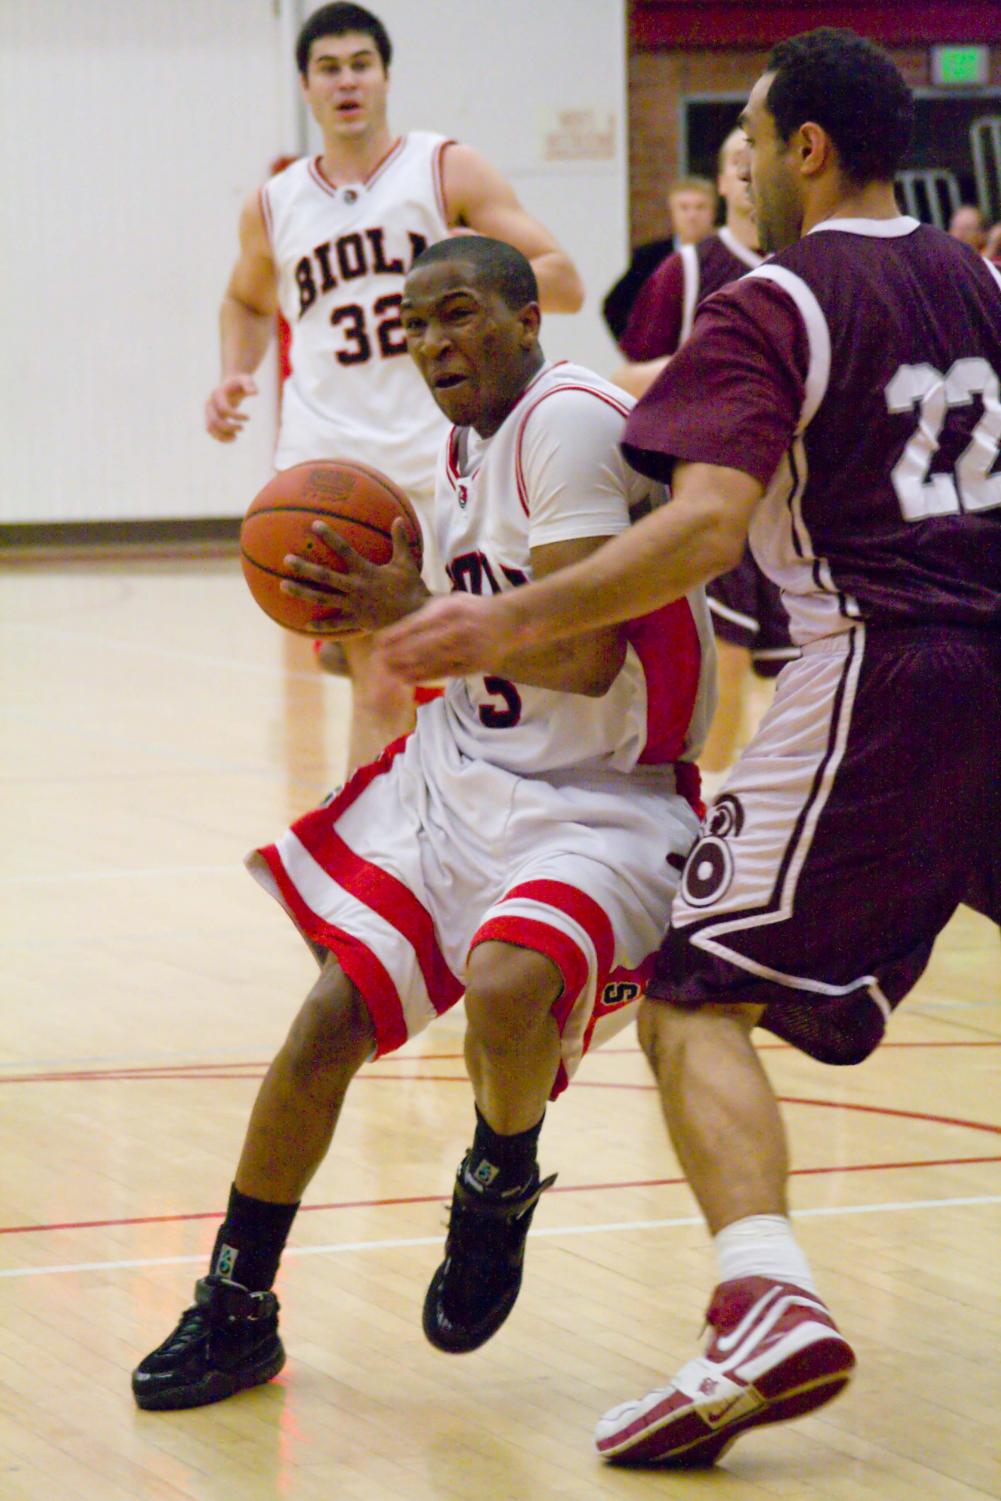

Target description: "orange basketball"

left=240, top=459, right=423, bottom=636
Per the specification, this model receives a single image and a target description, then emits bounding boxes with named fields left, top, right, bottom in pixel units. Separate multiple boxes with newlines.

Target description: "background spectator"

left=602, top=175, right=718, bottom=341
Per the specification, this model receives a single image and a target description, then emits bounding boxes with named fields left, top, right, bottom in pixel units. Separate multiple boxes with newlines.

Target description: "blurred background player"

left=947, top=202, right=987, bottom=252
left=381, top=28, right=1001, bottom=1468
left=132, top=236, right=713, bottom=1409
left=602, top=175, right=717, bottom=345
left=612, top=129, right=797, bottom=781
left=205, top=2, right=583, bottom=773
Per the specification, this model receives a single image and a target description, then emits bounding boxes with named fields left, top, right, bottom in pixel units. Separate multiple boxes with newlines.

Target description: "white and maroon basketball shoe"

left=595, top=1277, right=855, bottom=1467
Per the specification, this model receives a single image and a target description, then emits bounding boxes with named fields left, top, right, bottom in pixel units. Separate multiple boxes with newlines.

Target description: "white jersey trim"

left=744, top=264, right=831, bottom=430
left=985, top=259, right=1001, bottom=295
left=718, top=226, right=764, bottom=270
left=744, top=265, right=863, bottom=630
left=689, top=626, right=871, bottom=993
left=707, top=596, right=758, bottom=633
left=679, top=242, right=700, bottom=345
left=807, top=215, right=921, bottom=239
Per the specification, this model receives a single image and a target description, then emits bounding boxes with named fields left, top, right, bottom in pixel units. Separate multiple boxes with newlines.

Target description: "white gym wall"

left=0, top=0, right=628, bottom=525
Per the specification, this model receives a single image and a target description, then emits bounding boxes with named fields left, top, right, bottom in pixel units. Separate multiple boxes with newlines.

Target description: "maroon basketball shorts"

left=707, top=546, right=799, bottom=679
left=649, top=624, right=1000, bottom=1064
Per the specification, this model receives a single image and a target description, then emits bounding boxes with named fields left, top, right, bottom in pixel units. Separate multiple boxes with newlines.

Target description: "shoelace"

left=163, top=1304, right=209, bottom=1355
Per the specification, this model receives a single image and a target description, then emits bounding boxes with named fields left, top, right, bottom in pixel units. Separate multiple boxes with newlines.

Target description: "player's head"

left=741, top=28, right=913, bottom=253
left=401, top=236, right=543, bottom=437
left=948, top=204, right=986, bottom=250
left=667, top=177, right=717, bottom=245
left=716, top=128, right=753, bottom=225
left=296, top=4, right=392, bottom=139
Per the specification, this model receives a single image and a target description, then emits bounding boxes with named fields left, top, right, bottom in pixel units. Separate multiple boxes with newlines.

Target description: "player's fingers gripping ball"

left=240, top=459, right=423, bottom=636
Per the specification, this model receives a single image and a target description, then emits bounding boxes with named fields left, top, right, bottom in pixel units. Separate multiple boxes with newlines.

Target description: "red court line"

left=571, top=1082, right=1001, bottom=1137
left=2, top=1038, right=999, bottom=1087
left=2, top=1153, right=999, bottom=1239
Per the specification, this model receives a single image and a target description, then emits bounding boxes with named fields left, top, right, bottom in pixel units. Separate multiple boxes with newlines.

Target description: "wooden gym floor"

left=1, top=555, right=999, bottom=1501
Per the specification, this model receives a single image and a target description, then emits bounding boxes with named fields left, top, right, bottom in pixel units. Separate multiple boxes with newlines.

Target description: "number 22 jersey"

left=623, top=217, right=1001, bottom=643
left=262, top=132, right=451, bottom=496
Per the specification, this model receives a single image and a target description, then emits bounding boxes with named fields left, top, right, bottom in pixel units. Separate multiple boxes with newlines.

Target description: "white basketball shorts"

left=247, top=708, right=700, bottom=1097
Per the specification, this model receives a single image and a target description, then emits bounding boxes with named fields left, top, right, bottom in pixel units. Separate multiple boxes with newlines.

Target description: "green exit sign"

left=931, top=45, right=990, bottom=86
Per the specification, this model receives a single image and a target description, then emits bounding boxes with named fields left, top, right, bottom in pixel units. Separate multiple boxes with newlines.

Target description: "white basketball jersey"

left=425, top=361, right=717, bottom=779
left=262, top=133, right=452, bottom=498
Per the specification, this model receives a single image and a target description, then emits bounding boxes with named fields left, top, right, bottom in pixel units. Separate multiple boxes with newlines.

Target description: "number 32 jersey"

left=262, top=133, right=451, bottom=495
left=429, top=361, right=716, bottom=779
left=623, top=217, right=1001, bottom=643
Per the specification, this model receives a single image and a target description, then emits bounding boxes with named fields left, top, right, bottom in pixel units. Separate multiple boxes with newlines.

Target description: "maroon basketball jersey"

left=620, top=229, right=764, bottom=362
left=623, top=217, right=1001, bottom=642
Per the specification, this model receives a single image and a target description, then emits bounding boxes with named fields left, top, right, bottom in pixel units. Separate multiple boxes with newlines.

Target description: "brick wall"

left=628, top=45, right=1001, bottom=244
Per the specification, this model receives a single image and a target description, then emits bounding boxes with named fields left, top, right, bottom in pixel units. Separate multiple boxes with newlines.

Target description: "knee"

left=464, top=941, right=563, bottom=1050
left=283, top=961, right=374, bottom=1084
left=637, top=997, right=760, bottom=1078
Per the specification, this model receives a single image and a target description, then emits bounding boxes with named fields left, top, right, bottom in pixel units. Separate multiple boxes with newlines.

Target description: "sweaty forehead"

left=402, top=260, right=484, bottom=309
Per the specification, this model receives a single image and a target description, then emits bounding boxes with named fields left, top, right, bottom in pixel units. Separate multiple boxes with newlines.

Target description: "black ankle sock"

left=463, top=1106, right=544, bottom=1197
left=209, top=1183, right=301, bottom=1291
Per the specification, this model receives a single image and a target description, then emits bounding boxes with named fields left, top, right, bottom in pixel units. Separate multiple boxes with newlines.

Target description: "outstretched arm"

left=380, top=462, right=762, bottom=680
left=443, top=143, right=585, bottom=313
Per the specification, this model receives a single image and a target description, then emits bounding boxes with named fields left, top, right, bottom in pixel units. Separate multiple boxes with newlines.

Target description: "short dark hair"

left=409, top=236, right=539, bottom=311
left=766, top=28, right=913, bottom=186
left=296, top=3, right=392, bottom=77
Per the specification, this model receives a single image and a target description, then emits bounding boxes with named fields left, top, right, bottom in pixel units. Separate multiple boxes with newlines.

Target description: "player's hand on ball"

left=282, top=517, right=429, bottom=634
left=205, top=374, right=258, bottom=442
left=379, top=592, right=518, bottom=680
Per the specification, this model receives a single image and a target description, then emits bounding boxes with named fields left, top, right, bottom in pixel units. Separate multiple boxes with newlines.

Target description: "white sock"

left=714, top=1215, right=818, bottom=1295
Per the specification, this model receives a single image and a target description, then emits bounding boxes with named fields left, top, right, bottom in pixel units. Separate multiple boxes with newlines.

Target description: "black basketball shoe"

left=131, top=1275, right=285, bottom=1410
left=422, top=1157, right=557, bottom=1354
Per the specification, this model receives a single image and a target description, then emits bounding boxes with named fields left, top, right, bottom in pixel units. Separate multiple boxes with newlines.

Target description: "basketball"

left=240, top=459, right=424, bottom=636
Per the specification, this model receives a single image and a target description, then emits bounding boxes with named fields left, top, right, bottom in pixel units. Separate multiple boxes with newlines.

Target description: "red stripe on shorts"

left=470, top=914, right=590, bottom=1026
left=500, top=880, right=616, bottom=981
left=321, top=734, right=410, bottom=821
left=255, top=845, right=409, bottom=1055
left=290, top=817, right=463, bottom=1017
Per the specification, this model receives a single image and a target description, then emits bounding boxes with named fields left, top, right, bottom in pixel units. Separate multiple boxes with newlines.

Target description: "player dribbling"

left=131, top=235, right=715, bottom=1410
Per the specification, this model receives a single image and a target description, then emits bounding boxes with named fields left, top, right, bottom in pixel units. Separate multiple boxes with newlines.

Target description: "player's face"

left=741, top=74, right=803, bottom=254
left=717, top=131, right=753, bottom=221
left=300, top=31, right=389, bottom=140
left=668, top=190, right=715, bottom=246
left=401, top=262, right=541, bottom=437
left=949, top=207, right=986, bottom=249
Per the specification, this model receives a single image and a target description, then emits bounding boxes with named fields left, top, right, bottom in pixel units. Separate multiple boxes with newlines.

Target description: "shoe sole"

left=598, top=1336, right=855, bottom=1466
left=133, top=1341, right=287, bottom=1411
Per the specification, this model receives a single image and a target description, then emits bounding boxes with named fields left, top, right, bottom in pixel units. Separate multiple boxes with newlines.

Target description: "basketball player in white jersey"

left=132, top=235, right=714, bottom=1410
left=207, top=3, right=583, bottom=772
